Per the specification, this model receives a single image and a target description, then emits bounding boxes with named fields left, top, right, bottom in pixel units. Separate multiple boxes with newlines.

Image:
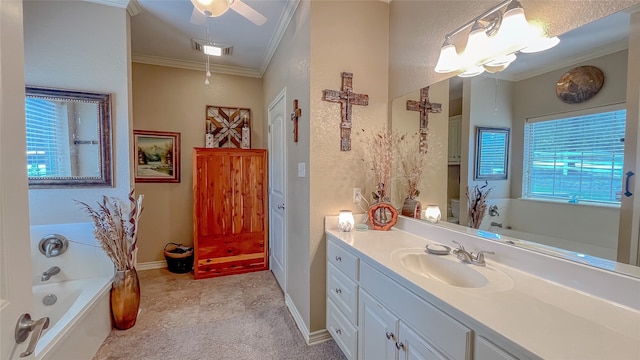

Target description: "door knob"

left=15, top=313, right=50, bottom=358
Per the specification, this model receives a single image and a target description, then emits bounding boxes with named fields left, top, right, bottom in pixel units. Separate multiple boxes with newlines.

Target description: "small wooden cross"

left=406, top=86, right=442, bottom=153
left=322, top=72, right=369, bottom=151
left=291, top=99, right=302, bottom=143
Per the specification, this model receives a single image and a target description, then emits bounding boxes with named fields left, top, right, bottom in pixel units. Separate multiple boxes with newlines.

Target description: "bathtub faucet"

left=490, top=221, right=503, bottom=228
left=41, top=266, right=60, bottom=281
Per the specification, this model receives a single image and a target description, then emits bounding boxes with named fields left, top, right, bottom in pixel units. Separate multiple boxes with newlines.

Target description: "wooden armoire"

left=192, top=148, right=268, bottom=279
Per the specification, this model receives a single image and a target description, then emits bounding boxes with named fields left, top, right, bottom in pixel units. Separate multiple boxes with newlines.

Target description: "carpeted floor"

left=94, top=269, right=346, bottom=360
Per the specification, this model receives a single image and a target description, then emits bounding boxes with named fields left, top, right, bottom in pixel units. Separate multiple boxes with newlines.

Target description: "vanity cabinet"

left=326, top=240, right=360, bottom=359
left=192, top=148, right=268, bottom=279
left=359, top=289, right=445, bottom=360
left=448, top=116, right=461, bottom=165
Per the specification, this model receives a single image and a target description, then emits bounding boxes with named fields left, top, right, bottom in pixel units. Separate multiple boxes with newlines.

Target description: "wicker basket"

left=163, top=243, right=194, bottom=274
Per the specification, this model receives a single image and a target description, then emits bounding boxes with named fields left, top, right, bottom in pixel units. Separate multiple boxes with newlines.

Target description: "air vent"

left=192, top=39, right=233, bottom=56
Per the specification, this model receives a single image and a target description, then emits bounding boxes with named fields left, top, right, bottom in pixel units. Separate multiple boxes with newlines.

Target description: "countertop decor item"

left=77, top=189, right=144, bottom=330
left=338, top=210, right=355, bottom=232
left=556, top=65, right=604, bottom=104
left=424, top=205, right=442, bottom=224
left=397, top=132, right=427, bottom=219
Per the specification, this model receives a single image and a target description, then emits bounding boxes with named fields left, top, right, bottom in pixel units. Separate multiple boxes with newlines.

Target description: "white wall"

left=24, top=1, right=132, bottom=225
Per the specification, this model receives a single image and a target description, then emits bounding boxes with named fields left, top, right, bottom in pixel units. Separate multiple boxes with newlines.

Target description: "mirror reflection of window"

left=524, top=106, right=626, bottom=204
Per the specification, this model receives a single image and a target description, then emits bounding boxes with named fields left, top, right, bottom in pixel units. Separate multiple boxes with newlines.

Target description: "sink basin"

left=398, top=252, right=488, bottom=288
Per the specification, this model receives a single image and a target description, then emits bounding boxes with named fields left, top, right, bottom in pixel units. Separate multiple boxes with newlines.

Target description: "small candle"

left=338, top=210, right=355, bottom=232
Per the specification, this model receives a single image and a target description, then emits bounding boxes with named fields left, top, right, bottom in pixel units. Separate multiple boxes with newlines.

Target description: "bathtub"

left=30, top=223, right=114, bottom=360
left=32, top=276, right=112, bottom=359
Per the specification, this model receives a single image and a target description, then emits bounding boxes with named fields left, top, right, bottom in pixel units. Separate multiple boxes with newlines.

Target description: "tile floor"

left=93, top=269, right=346, bottom=360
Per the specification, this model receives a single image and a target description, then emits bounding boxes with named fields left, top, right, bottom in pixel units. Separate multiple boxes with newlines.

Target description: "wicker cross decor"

left=291, top=99, right=302, bottom=142
left=322, top=72, right=369, bottom=151
left=406, top=86, right=442, bottom=153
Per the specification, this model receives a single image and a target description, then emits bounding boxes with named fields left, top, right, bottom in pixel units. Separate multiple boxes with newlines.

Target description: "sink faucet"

left=41, top=266, right=60, bottom=281
left=452, top=241, right=495, bottom=266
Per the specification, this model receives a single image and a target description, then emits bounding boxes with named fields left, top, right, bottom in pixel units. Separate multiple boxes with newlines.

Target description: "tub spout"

left=41, top=266, right=60, bottom=281
left=490, top=221, right=503, bottom=228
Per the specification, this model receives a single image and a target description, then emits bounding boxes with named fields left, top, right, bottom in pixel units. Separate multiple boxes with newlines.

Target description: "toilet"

left=449, top=198, right=460, bottom=224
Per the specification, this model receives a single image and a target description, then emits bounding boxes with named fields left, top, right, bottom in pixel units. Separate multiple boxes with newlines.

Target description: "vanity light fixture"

left=338, top=210, right=355, bottom=232
left=424, top=205, right=442, bottom=224
left=191, top=0, right=234, bottom=17
left=434, top=0, right=559, bottom=77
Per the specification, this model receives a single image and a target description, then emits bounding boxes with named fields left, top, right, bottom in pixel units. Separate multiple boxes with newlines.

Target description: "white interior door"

left=268, top=88, right=287, bottom=292
left=1, top=1, right=38, bottom=358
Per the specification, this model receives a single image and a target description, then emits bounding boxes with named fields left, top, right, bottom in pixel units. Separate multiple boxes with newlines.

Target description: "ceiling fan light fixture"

left=192, top=0, right=233, bottom=17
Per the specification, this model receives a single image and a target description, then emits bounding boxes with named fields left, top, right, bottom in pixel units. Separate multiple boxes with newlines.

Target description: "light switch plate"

left=297, top=163, right=305, bottom=178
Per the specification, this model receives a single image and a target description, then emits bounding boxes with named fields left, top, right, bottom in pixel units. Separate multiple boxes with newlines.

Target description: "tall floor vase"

left=111, top=268, right=140, bottom=330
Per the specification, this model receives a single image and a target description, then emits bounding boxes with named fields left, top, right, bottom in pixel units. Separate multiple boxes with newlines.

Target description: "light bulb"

left=434, top=38, right=460, bottom=73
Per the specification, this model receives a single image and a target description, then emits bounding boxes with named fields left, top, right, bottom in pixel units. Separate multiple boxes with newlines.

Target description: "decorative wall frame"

left=205, top=106, right=251, bottom=148
left=556, top=65, right=605, bottom=104
left=134, top=130, right=181, bottom=183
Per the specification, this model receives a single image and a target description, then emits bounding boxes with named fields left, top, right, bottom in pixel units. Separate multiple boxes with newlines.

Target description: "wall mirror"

left=391, top=9, right=640, bottom=278
left=26, top=86, right=113, bottom=188
left=474, top=127, right=509, bottom=180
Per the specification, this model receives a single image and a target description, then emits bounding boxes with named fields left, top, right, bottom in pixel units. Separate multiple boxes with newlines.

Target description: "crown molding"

left=259, top=0, right=300, bottom=76
left=84, top=0, right=140, bottom=16
left=132, top=54, right=262, bottom=78
left=127, top=0, right=142, bottom=16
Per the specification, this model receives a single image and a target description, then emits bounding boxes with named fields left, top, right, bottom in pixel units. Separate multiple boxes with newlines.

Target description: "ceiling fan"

left=190, top=0, right=267, bottom=26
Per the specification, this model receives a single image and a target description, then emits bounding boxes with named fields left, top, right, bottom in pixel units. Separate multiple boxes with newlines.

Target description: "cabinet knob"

left=335, top=328, right=341, bottom=335
left=335, top=256, right=342, bottom=262
left=277, top=204, right=285, bottom=209
left=395, top=342, right=405, bottom=350
left=385, top=331, right=395, bottom=340
left=335, top=288, right=342, bottom=294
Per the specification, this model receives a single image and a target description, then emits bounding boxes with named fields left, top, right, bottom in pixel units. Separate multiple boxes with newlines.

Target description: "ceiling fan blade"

left=230, top=0, right=267, bottom=26
left=190, top=7, right=207, bottom=25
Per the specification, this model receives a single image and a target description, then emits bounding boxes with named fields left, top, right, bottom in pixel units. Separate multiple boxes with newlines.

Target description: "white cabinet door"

left=474, top=336, right=518, bottom=360
left=398, top=322, right=447, bottom=360
left=448, top=116, right=461, bottom=164
left=359, top=289, right=397, bottom=360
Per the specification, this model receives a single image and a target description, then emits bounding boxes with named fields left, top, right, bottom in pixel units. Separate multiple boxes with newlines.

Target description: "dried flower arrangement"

left=466, top=181, right=492, bottom=229
left=363, top=127, right=403, bottom=203
left=77, top=189, right=144, bottom=271
left=396, top=132, right=426, bottom=200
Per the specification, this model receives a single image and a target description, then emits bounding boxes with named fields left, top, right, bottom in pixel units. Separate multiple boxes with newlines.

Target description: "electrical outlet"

left=353, top=188, right=362, bottom=203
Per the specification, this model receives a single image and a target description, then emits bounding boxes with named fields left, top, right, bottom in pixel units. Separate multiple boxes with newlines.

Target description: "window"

left=523, top=106, right=626, bottom=204
left=25, top=98, right=70, bottom=177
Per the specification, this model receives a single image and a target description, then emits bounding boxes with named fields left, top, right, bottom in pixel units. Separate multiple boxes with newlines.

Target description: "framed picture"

left=134, top=130, right=180, bottom=183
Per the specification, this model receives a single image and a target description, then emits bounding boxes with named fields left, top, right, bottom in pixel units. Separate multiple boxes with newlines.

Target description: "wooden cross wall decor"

left=291, top=99, right=302, bottom=143
left=406, top=86, right=442, bottom=153
left=322, top=72, right=369, bottom=151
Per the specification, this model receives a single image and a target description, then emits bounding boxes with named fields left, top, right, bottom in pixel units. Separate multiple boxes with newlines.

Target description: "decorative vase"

left=111, top=268, right=140, bottom=330
left=401, top=198, right=422, bottom=219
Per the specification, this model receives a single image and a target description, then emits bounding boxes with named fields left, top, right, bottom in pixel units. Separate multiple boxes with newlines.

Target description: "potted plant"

left=77, top=189, right=144, bottom=330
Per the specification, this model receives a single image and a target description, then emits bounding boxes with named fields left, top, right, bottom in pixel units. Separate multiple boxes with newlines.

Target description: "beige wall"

left=24, top=1, right=132, bottom=225
left=132, top=63, right=264, bottom=263
left=262, top=0, right=312, bottom=329
left=389, top=0, right=640, bottom=100
left=308, top=0, right=389, bottom=332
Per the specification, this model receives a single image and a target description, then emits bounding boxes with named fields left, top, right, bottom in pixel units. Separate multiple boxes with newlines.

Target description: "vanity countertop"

left=325, top=219, right=640, bottom=359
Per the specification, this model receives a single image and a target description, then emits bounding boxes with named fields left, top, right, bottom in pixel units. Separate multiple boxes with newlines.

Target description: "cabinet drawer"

left=328, top=239, right=359, bottom=280
left=327, top=263, right=358, bottom=324
left=360, top=261, right=472, bottom=360
left=327, top=298, right=358, bottom=360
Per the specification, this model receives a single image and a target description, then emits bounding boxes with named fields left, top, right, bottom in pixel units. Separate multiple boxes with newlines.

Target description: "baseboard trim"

left=136, top=261, right=166, bottom=271
left=284, top=294, right=333, bottom=345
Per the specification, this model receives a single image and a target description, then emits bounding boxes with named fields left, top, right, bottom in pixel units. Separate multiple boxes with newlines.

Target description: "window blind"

left=523, top=108, right=626, bottom=204
left=25, top=98, right=70, bottom=177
